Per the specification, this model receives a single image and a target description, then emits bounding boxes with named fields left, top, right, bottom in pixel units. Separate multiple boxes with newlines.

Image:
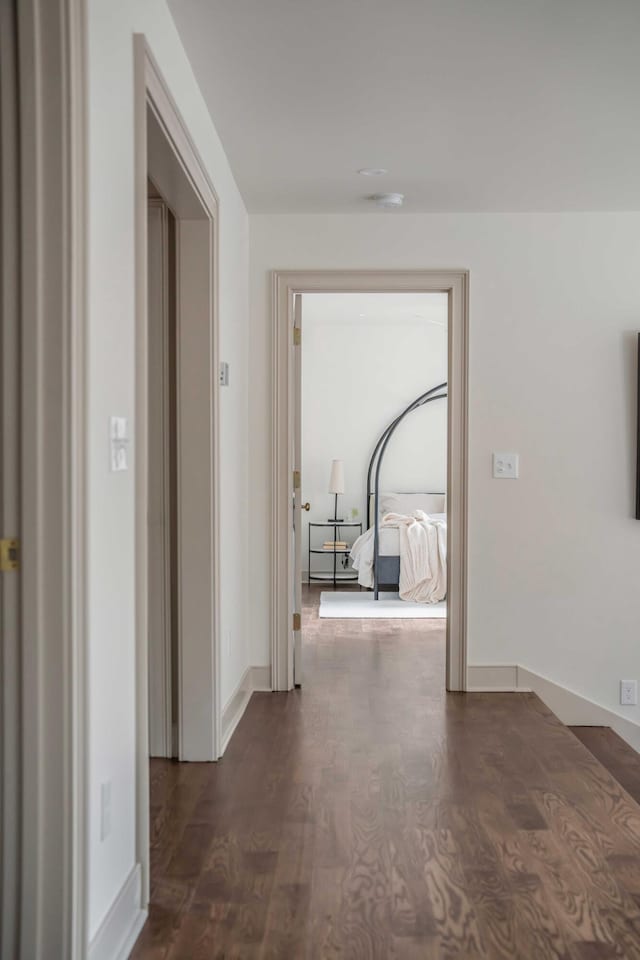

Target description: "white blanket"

left=350, top=511, right=447, bottom=603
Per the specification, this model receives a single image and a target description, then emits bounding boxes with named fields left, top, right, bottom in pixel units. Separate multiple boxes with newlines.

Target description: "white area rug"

left=319, top=591, right=447, bottom=619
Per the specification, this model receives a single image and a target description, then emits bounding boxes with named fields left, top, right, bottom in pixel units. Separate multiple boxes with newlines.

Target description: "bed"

left=352, top=383, right=448, bottom=599
left=368, top=492, right=446, bottom=587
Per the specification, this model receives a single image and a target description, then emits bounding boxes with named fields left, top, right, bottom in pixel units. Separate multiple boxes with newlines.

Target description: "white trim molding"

left=220, top=666, right=272, bottom=754
left=518, top=667, right=640, bottom=753
left=468, top=665, right=640, bottom=753
left=0, top=5, right=21, bottom=955
left=16, top=0, right=89, bottom=956
left=133, top=33, right=222, bottom=913
left=467, top=664, right=525, bottom=692
left=271, top=270, right=470, bottom=692
left=88, top=865, right=146, bottom=960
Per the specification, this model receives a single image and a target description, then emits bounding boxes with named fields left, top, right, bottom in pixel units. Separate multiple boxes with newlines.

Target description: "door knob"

left=302, top=502, right=311, bottom=511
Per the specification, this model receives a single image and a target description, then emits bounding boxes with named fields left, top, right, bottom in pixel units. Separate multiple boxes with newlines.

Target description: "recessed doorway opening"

left=298, top=291, right=449, bottom=674
left=271, top=270, right=469, bottom=694
left=134, top=37, right=222, bottom=910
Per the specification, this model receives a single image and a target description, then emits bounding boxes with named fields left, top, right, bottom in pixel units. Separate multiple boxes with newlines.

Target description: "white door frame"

left=292, top=294, right=303, bottom=686
left=1, top=5, right=22, bottom=955
left=271, top=270, right=469, bottom=692
left=12, top=0, right=89, bottom=956
left=146, top=197, right=175, bottom=758
left=133, top=35, right=222, bottom=906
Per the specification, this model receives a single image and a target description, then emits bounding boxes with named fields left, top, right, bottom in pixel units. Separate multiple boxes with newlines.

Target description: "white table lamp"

left=328, top=459, right=345, bottom=522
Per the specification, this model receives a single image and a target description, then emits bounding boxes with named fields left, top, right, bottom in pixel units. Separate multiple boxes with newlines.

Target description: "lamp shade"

left=328, top=459, right=345, bottom=495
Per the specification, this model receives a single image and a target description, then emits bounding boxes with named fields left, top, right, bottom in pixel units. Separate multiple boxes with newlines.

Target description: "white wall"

left=301, top=292, right=447, bottom=576
left=249, top=213, right=640, bottom=740
left=87, top=0, right=249, bottom=939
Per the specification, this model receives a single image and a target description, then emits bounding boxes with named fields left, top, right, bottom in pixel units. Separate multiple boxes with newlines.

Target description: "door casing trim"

left=271, top=270, right=469, bottom=692
left=15, top=0, right=89, bottom=955
left=133, top=34, right=222, bottom=910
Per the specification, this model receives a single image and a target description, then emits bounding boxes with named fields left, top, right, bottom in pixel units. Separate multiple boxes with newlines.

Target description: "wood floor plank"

left=570, top=727, right=640, bottom=806
left=131, top=586, right=640, bottom=958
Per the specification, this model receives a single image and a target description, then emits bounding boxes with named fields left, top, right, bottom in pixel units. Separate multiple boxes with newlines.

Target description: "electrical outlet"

left=620, top=680, right=637, bottom=706
left=492, top=452, right=519, bottom=479
left=100, top=781, right=112, bottom=841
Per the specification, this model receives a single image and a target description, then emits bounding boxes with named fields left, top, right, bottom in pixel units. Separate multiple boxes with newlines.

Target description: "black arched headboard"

left=366, top=383, right=447, bottom=598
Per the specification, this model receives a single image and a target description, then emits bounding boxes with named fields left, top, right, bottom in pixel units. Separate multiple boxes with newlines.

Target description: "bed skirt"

left=376, top=555, right=400, bottom=586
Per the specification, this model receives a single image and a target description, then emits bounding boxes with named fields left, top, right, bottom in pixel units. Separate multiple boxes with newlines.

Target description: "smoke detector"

left=370, top=192, right=404, bottom=209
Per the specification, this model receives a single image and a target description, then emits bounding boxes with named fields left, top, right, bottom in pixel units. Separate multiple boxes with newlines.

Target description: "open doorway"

left=134, top=37, right=222, bottom=907
left=297, top=292, right=449, bottom=679
left=272, top=270, right=469, bottom=694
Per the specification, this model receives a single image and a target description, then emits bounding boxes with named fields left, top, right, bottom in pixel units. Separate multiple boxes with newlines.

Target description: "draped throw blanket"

left=350, top=511, right=447, bottom=602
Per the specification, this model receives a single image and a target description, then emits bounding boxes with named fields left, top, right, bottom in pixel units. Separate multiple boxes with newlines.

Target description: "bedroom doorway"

left=297, top=292, right=449, bottom=681
left=272, top=270, right=469, bottom=693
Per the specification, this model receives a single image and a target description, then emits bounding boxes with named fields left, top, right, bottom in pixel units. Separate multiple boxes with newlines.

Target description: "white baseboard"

left=220, top=665, right=271, bottom=755
left=467, top=664, right=524, bottom=692
left=88, top=864, right=146, bottom=960
left=250, top=664, right=272, bottom=691
left=467, top=664, right=640, bottom=753
left=517, top=666, right=640, bottom=753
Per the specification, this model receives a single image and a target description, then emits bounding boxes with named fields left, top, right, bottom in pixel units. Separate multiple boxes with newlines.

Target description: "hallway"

left=132, top=589, right=640, bottom=958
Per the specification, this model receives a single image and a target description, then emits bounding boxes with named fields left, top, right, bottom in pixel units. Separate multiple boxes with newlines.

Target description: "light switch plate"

left=111, top=445, right=128, bottom=471
left=493, top=452, right=519, bottom=479
left=110, top=416, right=127, bottom=440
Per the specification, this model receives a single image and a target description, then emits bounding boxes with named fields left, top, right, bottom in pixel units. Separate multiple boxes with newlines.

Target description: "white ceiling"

left=168, top=0, right=640, bottom=213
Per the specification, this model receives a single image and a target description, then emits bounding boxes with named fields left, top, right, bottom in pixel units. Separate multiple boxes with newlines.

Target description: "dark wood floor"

left=570, top=726, right=640, bottom=807
left=132, top=586, right=640, bottom=959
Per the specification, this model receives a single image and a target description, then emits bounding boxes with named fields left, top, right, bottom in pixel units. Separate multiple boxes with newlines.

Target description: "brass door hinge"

left=0, top=539, right=19, bottom=572
left=293, top=612, right=301, bottom=631
left=293, top=469, right=301, bottom=489
left=293, top=327, right=301, bottom=346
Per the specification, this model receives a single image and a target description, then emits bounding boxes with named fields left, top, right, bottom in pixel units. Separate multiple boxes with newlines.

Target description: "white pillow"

left=379, top=492, right=445, bottom=516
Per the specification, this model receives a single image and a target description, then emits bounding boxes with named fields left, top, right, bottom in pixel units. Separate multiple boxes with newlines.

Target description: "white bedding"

left=350, top=511, right=447, bottom=602
left=377, top=513, right=446, bottom=555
